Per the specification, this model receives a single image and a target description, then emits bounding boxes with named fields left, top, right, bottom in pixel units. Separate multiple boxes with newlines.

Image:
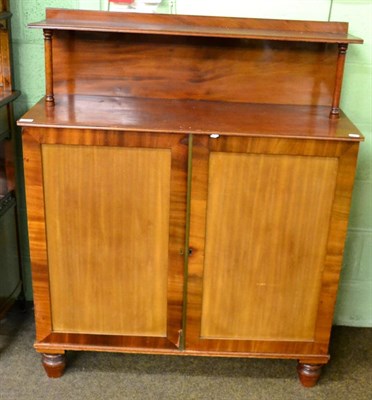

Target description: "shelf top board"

left=28, top=9, right=363, bottom=44
left=17, top=95, right=364, bottom=142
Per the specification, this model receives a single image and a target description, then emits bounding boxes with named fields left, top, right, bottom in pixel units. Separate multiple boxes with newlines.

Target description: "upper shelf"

left=29, top=8, right=363, bottom=44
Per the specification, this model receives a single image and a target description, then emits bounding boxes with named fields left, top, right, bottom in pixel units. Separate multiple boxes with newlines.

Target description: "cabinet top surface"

left=17, top=95, right=363, bottom=142
left=29, top=9, right=363, bottom=44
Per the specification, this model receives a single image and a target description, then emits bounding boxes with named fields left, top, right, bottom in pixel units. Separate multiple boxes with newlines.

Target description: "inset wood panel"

left=52, top=31, right=337, bottom=106
left=42, top=144, right=171, bottom=336
left=200, top=152, right=338, bottom=341
left=186, top=136, right=359, bottom=356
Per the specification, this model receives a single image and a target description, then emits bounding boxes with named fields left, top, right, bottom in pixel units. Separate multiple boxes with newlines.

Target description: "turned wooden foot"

left=297, top=362, right=323, bottom=387
left=41, top=353, right=66, bottom=378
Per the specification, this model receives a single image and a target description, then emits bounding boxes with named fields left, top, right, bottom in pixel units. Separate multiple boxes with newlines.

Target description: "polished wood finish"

left=0, top=7, right=11, bottom=91
left=41, top=353, right=66, bottom=378
left=28, top=9, right=362, bottom=115
left=43, top=30, right=54, bottom=105
left=34, top=331, right=328, bottom=364
left=297, top=363, right=323, bottom=387
left=186, top=136, right=359, bottom=355
left=200, top=152, right=338, bottom=341
left=22, top=127, right=187, bottom=346
left=19, top=96, right=362, bottom=142
left=0, top=0, right=8, bottom=13
left=50, top=32, right=339, bottom=107
left=0, top=5, right=19, bottom=103
left=19, top=11, right=363, bottom=385
left=43, top=144, right=171, bottom=336
left=31, top=9, right=362, bottom=43
left=330, top=44, right=348, bottom=118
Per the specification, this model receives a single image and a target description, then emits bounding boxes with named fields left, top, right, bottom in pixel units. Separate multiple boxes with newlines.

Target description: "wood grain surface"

left=0, top=22, right=11, bottom=91
left=28, top=9, right=363, bottom=44
left=42, top=144, right=171, bottom=336
left=201, top=152, right=338, bottom=341
left=186, top=135, right=359, bottom=355
left=17, top=96, right=364, bottom=142
left=20, top=12, right=363, bottom=379
left=50, top=31, right=338, bottom=107
left=23, top=128, right=188, bottom=346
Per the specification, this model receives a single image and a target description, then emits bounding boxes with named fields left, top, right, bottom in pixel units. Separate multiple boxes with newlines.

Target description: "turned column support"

left=43, top=29, right=55, bottom=106
left=297, top=362, right=323, bottom=387
left=330, top=43, right=348, bottom=119
left=41, top=353, right=66, bottom=378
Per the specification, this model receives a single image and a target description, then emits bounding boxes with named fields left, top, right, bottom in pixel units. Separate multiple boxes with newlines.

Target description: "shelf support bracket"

left=43, top=29, right=55, bottom=106
left=330, top=43, right=348, bottom=119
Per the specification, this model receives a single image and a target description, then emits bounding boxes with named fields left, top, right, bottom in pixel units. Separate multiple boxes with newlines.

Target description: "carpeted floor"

left=0, top=304, right=371, bottom=400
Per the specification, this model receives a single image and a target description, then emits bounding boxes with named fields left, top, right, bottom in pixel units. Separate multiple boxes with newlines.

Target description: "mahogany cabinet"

left=18, top=9, right=364, bottom=386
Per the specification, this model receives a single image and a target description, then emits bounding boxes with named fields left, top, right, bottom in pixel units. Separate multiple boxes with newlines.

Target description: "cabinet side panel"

left=201, top=152, right=338, bottom=341
left=42, top=144, right=171, bottom=337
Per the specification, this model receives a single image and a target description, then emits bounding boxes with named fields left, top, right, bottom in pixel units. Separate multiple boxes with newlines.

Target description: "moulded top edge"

left=28, top=20, right=364, bottom=44
left=27, top=9, right=363, bottom=44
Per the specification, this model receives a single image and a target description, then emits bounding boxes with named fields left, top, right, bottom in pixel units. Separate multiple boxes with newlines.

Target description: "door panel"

left=186, top=135, right=358, bottom=355
left=43, top=145, right=171, bottom=336
left=23, top=128, right=188, bottom=348
left=201, top=152, right=337, bottom=341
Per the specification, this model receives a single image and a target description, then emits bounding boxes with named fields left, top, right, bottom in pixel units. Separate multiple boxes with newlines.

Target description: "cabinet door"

left=23, top=128, right=187, bottom=351
left=186, top=135, right=358, bottom=358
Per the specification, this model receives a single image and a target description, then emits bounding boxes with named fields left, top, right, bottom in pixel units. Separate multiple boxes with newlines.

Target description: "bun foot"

left=42, top=353, right=66, bottom=378
left=297, top=362, right=323, bottom=387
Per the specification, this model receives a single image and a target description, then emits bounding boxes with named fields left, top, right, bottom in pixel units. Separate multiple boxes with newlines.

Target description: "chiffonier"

left=17, top=9, right=364, bottom=386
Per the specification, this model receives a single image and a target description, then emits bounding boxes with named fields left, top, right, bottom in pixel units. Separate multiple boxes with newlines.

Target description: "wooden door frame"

left=22, top=127, right=188, bottom=353
left=186, top=135, right=359, bottom=361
